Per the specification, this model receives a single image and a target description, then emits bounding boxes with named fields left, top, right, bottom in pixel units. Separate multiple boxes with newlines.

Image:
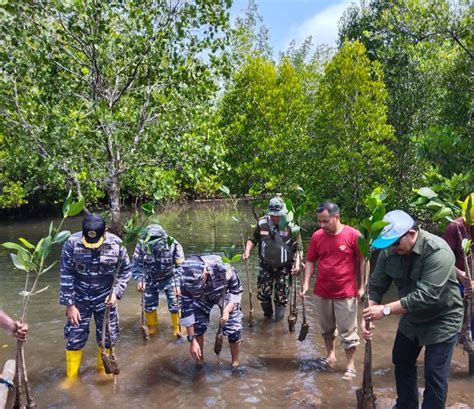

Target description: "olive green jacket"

left=369, top=229, right=463, bottom=345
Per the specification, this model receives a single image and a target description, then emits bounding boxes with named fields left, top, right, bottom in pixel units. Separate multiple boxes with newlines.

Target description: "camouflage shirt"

left=59, top=232, right=131, bottom=306
left=180, top=255, right=243, bottom=327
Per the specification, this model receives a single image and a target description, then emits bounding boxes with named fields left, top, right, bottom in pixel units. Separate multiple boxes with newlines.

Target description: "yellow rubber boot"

left=145, top=310, right=158, bottom=335
left=97, top=347, right=111, bottom=374
left=59, top=349, right=82, bottom=389
left=170, top=312, right=181, bottom=338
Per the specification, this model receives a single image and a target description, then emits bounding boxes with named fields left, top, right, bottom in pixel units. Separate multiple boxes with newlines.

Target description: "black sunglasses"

left=392, top=231, right=409, bottom=247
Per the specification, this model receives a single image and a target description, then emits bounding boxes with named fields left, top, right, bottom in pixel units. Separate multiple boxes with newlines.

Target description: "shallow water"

left=0, top=202, right=472, bottom=408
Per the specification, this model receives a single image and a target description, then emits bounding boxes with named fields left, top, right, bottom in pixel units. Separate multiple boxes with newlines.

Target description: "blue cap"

left=372, top=210, right=415, bottom=249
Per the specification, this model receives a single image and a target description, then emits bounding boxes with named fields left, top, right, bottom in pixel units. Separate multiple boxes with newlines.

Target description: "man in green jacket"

left=362, top=210, right=463, bottom=409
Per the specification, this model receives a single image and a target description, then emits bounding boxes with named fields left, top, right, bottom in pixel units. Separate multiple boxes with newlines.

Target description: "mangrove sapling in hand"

left=220, top=186, right=256, bottom=327
left=2, top=190, right=85, bottom=409
left=356, top=188, right=389, bottom=409
left=123, top=201, right=158, bottom=341
left=284, top=188, right=308, bottom=333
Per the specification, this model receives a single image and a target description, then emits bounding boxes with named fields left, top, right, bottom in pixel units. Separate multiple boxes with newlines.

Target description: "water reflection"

left=0, top=202, right=472, bottom=408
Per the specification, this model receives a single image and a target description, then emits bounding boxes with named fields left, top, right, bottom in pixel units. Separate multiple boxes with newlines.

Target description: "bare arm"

left=242, top=240, right=255, bottom=262
left=300, top=260, right=315, bottom=297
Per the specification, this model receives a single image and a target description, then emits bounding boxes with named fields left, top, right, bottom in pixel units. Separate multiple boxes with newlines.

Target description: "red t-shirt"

left=306, top=225, right=362, bottom=298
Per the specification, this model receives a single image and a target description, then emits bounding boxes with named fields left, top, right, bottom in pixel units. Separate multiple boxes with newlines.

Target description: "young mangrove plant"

left=220, top=185, right=256, bottom=327
left=356, top=188, right=389, bottom=409
left=283, top=187, right=307, bottom=335
left=122, top=201, right=157, bottom=341
left=2, top=190, right=85, bottom=409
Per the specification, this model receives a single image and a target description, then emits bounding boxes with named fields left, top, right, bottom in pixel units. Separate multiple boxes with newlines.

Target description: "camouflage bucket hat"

left=267, top=197, right=287, bottom=216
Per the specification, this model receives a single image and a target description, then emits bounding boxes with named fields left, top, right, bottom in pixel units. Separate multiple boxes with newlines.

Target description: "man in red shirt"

left=301, top=201, right=365, bottom=379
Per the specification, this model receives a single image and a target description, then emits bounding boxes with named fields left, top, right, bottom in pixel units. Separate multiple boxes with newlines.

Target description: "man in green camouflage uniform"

left=243, top=197, right=300, bottom=321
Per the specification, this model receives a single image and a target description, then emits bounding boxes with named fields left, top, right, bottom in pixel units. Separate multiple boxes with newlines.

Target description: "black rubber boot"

left=261, top=301, right=273, bottom=318
left=274, top=305, right=286, bottom=322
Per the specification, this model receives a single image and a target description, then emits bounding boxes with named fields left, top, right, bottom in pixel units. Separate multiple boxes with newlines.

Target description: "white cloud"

left=284, top=1, right=352, bottom=49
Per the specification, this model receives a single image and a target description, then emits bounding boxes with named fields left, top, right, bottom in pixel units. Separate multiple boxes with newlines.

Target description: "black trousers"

left=392, top=330, right=458, bottom=409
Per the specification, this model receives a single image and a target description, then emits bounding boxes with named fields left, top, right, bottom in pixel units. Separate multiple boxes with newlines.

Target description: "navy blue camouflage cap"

left=267, top=197, right=287, bottom=216
left=143, top=224, right=166, bottom=240
left=82, top=214, right=106, bottom=249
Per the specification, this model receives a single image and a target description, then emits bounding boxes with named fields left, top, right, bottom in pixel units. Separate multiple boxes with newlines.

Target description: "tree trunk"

left=106, top=174, right=121, bottom=236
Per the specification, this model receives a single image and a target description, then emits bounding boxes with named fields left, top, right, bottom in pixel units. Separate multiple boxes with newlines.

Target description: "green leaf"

left=416, top=187, right=438, bottom=199
left=370, top=220, right=389, bottom=233
left=426, top=200, right=443, bottom=210
left=433, top=206, right=452, bottom=221
left=67, top=195, right=85, bottom=217
left=461, top=238, right=471, bottom=255
left=141, top=201, right=155, bottom=217
left=368, top=197, right=378, bottom=213
left=296, top=186, right=306, bottom=197
left=37, top=237, right=52, bottom=260
left=231, top=254, right=241, bottom=263
left=290, top=223, right=301, bottom=238
left=2, top=242, right=29, bottom=253
left=19, top=237, right=35, bottom=250
left=62, top=190, right=73, bottom=217
left=372, top=205, right=386, bottom=222
left=221, top=256, right=230, bottom=263
left=219, top=185, right=230, bottom=196
left=53, top=230, right=71, bottom=244
left=11, top=253, right=29, bottom=272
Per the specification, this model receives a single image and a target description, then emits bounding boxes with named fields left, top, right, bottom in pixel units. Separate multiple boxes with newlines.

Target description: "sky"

left=230, top=0, right=354, bottom=55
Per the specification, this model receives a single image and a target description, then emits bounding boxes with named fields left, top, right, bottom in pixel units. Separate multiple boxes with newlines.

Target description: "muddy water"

left=0, top=202, right=472, bottom=408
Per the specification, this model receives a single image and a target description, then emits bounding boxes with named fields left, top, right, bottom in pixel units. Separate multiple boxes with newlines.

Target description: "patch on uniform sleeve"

left=260, top=231, right=269, bottom=235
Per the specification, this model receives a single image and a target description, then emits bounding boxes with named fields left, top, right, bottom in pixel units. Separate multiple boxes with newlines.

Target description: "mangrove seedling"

left=356, top=187, right=389, bottom=409
left=220, top=185, right=256, bottom=327
left=2, top=190, right=85, bottom=408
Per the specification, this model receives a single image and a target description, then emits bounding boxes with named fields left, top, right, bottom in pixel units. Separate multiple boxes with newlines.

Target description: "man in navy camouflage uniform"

left=243, top=197, right=300, bottom=322
left=131, top=224, right=184, bottom=338
left=180, top=255, right=243, bottom=369
left=59, top=214, right=131, bottom=381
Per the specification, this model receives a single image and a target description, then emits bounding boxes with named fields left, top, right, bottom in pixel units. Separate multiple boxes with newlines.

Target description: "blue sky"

left=230, top=0, right=353, bottom=54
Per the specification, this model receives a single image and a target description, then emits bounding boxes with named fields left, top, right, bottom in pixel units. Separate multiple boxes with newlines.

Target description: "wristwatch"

left=383, top=304, right=391, bottom=316
left=187, top=334, right=195, bottom=343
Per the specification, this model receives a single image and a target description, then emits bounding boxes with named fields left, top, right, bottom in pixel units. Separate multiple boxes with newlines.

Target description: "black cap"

left=82, top=214, right=106, bottom=248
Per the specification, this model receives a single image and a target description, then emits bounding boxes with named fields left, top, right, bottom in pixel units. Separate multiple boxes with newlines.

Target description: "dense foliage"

left=0, top=0, right=472, bottom=223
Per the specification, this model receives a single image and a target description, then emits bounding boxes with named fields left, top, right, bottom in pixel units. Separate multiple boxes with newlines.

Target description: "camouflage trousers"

left=64, top=295, right=118, bottom=351
left=256, top=263, right=291, bottom=306
left=144, top=275, right=180, bottom=313
left=193, top=299, right=243, bottom=343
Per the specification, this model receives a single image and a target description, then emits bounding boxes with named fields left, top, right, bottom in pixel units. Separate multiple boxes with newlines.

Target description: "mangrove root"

left=288, top=313, right=297, bottom=332
left=141, top=324, right=150, bottom=341
left=109, top=353, right=120, bottom=375
left=248, top=309, right=255, bottom=328
left=356, top=388, right=377, bottom=409
left=298, top=322, right=309, bottom=342
left=214, top=331, right=223, bottom=355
